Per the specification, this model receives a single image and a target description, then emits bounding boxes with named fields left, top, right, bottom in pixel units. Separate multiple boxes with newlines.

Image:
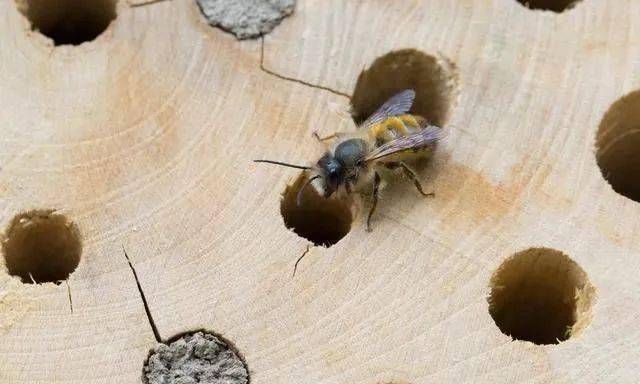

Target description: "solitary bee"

left=255, top=89, right=443, bottom=232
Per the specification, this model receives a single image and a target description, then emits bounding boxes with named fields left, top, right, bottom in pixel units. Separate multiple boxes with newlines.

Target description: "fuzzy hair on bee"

left=255, top=89, right=444, bottom=233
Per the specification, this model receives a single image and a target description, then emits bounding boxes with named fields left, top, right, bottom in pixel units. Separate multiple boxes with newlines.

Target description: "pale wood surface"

left=1, top=0, right=639, bottom=383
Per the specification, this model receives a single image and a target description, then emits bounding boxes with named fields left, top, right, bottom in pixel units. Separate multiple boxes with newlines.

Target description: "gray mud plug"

left=196, top=0, right=295, bottom=39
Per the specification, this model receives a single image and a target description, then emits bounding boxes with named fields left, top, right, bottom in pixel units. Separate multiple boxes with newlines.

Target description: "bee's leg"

left=398, top=162, right=435, bottom=197
left=313, top=131, right=343, bottom=142
left=366, top=172, right=381, bottom=232
left=384, top=162, right=399, bottom=170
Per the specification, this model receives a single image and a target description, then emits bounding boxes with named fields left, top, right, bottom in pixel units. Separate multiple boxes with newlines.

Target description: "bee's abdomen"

left=369, top=114, right=426, bottom=147
left=366, top=115, right=434, bottom=161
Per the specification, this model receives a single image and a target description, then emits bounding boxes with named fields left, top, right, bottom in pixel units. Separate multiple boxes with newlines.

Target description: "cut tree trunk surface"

left=0, top=0, right=639, bottom=383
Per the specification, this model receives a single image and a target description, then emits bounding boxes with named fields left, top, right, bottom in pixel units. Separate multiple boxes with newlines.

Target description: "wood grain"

left=0, top=0, right=639, bottom=383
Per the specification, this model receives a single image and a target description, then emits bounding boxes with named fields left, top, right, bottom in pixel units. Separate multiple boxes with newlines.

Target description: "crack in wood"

left=292, top=244, right=312, bottom=277
left=123, top=246, right=162, bottom=342
left=260, top=37, right=351, bottom=99
left=128, top=0, right=171, bottom=8
left=65, top=280, right=74, bottom=314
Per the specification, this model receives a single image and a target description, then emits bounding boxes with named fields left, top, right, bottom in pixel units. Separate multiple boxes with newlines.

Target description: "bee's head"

left=317, top=153, right=344, bottom=197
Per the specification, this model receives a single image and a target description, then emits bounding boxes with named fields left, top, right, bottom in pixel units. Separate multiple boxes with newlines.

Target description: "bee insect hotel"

left=0, top=1, right=637, bottom=383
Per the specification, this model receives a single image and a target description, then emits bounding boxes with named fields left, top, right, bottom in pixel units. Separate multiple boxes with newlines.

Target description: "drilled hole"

left=516, top=0, right=581, bottom=12
left=2, top=210, right=82, bottom=284
left=280, top=173, right=354, bottom=247
left=142, top=331, right=249, bottom=384
left=488, top=248, right=596, bottom=345
left=351, top=49, right=459, bottom=127
left=596, top=91, right=640, bottom=202
left=16, top=0, right=117, bottom=45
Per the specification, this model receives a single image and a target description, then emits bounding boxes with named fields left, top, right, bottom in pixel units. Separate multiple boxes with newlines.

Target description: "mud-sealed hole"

left=142, top=330, right=249, bottom=384
left=196, top=0, right=294, bottom=40
left=488, top=248, right=596, bottom=345
left=516, top=0, right=581, bottom=12
left=16, top=0, right=117, bottom=46
left=351, top=49, right=459, bottom=127
left=2, top=210, right=82, bottom=284
left=596, top=91, right=640, bottom=202
left=281, top=173, right=354, bottom=247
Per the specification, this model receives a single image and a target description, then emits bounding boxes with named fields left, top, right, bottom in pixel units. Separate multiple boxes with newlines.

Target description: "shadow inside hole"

left=281, top=173, right=354, bottom=247
left=596, top=90, right=640, bottom=202
left=142, top=329, right=249, bottom=384
left=16, top=0, right=117, bottom=45
left=351, top=49, right=458, bottom=127
left=2, top=210, right=82, bottom=284
left=516, top=0, right=581, bottom=12
left=488, top=247, right=595, bottom=345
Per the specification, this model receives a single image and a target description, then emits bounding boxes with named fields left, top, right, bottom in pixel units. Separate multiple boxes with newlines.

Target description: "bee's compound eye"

left=328, top=170, right=341, bottom=186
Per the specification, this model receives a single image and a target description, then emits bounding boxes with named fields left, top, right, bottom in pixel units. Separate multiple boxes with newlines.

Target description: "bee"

left=255, top=89, right=443, bottom=232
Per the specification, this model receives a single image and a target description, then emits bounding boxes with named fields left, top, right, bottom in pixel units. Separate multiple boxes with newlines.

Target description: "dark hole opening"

left=280, top=173, right=353, bottom=247
left=2, top=210, right=82, bottom=284
left=488, top=247, right=595, bottom=345
left=18, top=0, right=117, bottom=45
left=351, top=49, right=458, bottom=127
left=516, top=0, right=581, bottom=13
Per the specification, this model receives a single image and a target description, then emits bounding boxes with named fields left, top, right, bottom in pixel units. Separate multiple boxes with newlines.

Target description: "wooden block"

left=0, top=0, right=638, bottom=383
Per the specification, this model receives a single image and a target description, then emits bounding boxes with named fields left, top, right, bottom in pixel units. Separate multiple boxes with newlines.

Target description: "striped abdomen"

left=364, top=114, right=436, bottom=162
left=367, top=114, right=427, bottom=147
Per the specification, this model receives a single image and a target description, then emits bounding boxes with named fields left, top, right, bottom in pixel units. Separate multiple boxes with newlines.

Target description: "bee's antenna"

left=254, top=160, right=311, bottom=170
left=297, top=175, right=321, bottom=207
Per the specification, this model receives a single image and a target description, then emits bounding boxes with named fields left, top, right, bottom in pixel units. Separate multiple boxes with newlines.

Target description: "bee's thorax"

left=334, top=139, right=368, bottom=168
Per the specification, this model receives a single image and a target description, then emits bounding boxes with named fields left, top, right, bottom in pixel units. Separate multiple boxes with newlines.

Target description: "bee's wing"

left=364, top=125, right=443, bottom=163
left=358, top=89, right=416, bottom=129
